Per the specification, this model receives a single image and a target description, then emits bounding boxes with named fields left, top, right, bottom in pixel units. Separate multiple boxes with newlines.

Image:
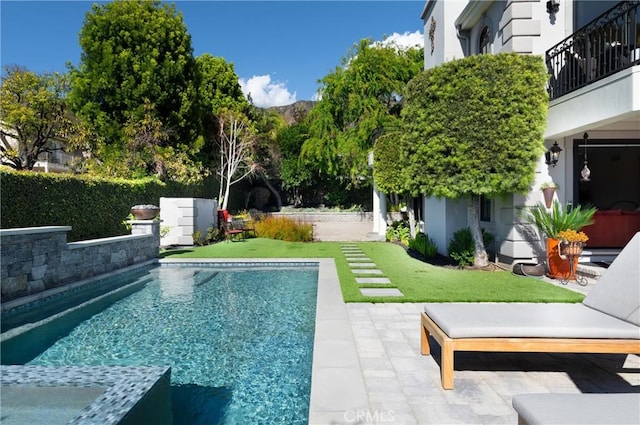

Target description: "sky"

left=1, top=0, right=425, bottom=107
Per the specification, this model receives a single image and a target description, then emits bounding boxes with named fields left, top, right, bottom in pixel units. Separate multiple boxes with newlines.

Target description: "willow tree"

left=301, top=38, right=423, bottom=186
left=401, top=53, right=549, bottom=267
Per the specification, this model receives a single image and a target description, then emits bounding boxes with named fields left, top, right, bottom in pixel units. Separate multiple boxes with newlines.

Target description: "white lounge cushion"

left=512, top=393, right=640, bottom=425
left=583, top=232, right=640, bottom=327
left=423, top=303, right=640, bottom=339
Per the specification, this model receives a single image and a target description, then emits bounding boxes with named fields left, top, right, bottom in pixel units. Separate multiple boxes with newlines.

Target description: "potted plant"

left=523, top=201, right=596, bottom=279
left=557, top=229, right=589, bottom=257
left=540, top=181, right=558, bottom=209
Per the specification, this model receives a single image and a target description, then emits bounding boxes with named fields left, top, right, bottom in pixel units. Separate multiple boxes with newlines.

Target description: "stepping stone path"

left=340, top=244, right=404, bottom=298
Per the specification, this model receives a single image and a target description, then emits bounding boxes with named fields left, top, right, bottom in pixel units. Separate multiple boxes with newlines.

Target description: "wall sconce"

left=546, top=0, right=560, bottom=15
left=545, top=141, right=562, bottom=167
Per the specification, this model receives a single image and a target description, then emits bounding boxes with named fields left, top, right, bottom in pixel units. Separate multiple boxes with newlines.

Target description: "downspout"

left=456, top=24, right=471, bottom=56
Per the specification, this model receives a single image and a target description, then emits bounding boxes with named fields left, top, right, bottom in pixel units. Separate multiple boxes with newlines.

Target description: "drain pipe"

left=456, top=24, right=470, bottom=56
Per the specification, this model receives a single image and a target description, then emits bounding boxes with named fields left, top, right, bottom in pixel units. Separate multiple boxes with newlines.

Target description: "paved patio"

left=309, top=258, right=640, bottom=425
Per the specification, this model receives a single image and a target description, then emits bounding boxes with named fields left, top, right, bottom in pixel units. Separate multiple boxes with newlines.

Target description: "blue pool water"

left=19, top=264, right=318, bottom=424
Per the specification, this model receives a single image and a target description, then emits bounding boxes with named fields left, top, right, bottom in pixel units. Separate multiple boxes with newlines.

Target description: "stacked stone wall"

left=1, top=222, right=159, bottom=302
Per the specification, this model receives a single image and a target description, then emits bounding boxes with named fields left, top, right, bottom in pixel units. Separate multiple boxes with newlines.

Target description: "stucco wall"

left=159, top=197, right=217, bottom=246
left=1, top=223, right=159, bottom=302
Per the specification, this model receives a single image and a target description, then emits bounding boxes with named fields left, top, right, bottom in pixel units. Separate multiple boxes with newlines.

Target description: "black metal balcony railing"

left=546, top=1, right=640, bottom=100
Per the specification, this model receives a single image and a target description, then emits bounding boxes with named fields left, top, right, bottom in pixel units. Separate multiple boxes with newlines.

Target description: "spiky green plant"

left=523, top=201, right=597, bottom=238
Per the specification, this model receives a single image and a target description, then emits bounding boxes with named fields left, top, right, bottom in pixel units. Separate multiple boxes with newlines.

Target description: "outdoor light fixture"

left=545, top=141, right=562, bottom=167
left=546, top=0, right=560, bottom=14
left=581, top=132, right=591, bottom=181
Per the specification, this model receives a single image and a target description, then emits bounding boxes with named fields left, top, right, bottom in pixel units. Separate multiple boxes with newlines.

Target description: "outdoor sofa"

left=420, top=232, right=640, bottom=390
left=512, top=393, right=640, bottom=425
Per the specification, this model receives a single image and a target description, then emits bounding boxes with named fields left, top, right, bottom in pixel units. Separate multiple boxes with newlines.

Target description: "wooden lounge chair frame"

left=420, top=311, right=640, bottom=390
left=420, top=231, right=640, bottom=390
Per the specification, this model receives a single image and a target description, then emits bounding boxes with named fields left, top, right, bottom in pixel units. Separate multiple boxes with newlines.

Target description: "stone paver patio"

left=309, top=256, right=640, bottom=425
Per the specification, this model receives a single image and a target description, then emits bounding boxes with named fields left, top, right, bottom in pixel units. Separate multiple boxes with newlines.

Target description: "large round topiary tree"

left=401, top=53, right=549, bottom=267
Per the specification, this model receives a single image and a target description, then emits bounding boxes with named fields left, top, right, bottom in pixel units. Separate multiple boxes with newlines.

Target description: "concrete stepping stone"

left=348, top=262, right=376, bottom=268
left=351, top=269, right=383, bottom=275
left=345, top=257, right=371, bottom=262
left=355, top=277, right=391, bottom=284
left=344, top=253, right=367, bottom=257
left=359, top=288, right=404, bottom=297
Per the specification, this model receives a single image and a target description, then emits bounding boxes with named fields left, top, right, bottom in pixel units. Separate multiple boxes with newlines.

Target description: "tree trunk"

left=406, top=196, right=416, bottom=238
left=257, top=170, right=282, bottom=211
left=467, top=196, right=489, bottom=267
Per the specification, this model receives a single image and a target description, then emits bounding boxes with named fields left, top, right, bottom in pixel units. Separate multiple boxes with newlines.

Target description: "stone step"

left=359, top=288, right=403, bottom=297
left=348, top=262, right=376, bottom=268
left=355, top=277, right=391, bottom=285
left=351, top=269, right=383, bottom=275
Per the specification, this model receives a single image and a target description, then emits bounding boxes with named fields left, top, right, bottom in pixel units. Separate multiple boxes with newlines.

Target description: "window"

left=480, top=195, right=492, bottom=222
left=479, top=26, right=490, bottom=54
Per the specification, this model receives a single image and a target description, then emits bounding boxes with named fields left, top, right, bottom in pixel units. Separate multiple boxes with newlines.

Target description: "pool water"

left=24, top=265, right=318, bottom=424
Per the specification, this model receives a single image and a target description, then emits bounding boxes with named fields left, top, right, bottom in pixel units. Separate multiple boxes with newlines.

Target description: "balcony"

left=546, top=1, right=640, bottom=100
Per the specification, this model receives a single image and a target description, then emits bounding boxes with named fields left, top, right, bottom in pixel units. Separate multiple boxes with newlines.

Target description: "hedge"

left=0, top=169, right=216, bottom=241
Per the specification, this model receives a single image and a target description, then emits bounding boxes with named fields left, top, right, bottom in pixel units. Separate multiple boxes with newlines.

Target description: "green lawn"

left=161, top=239, right=584, bottom=303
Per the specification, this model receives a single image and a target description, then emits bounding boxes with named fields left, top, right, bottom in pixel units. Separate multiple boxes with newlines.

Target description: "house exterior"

left=418, top=0, right=640, bottom=264
left=1, top=126, right=79, bottom=173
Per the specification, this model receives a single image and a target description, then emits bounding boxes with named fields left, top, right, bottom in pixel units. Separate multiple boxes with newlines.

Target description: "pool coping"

left=159, top=257, right=370, bottom=424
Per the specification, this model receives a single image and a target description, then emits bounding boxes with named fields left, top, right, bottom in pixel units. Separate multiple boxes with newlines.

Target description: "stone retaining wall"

left=1, top=222, right=159, bottom=302
left=272, top=211, right=374, bottom=222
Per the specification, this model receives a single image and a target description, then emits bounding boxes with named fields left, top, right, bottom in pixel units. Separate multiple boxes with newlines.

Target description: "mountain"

left=266, top=100, right=316, bottom=125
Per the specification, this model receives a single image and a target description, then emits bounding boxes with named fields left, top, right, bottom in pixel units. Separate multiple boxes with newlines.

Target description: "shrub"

left=254, top=216, right=313, bottom=242
left=192, top=230, right=205, bottom=246
left=447, top=227, right=494, bottom=268
left=0, top=168, right=213, bottom=241
left=409, top=232, right=438, bottom=257
left=206, top=226, right=224, bottom=243
left=386, top=220, right=411, bottom=246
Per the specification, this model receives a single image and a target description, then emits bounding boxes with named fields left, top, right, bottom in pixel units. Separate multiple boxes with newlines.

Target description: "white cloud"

left=239, top=75, right=296, bottom=108
left=311, top=90, right=322, bottom=102
left=375, top=30, right=424, bottom=50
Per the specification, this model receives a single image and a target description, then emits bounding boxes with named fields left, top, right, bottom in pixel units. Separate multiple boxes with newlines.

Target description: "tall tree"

left=197, top=54, right=250, bottom=168
left=68, top=0, right=202, bottom=179
left=278, top=122, right=312, bottom=206
left=401, top=53, right=549, bottom=267
left=216, top=110, right=257, bottom=210
left=197, top=54, right=248, bottom=116
left=0, top=66, right=73, bottom=170
left=301, top=39, right=423, bottom=184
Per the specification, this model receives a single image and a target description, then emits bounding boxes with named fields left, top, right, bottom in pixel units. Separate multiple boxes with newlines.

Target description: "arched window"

left=479, top=26, right=490, bottom=54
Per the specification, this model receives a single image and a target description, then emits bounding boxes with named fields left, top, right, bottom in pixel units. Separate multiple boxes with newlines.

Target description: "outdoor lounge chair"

left=420, top=232, right=640, bottom=390
left=512, top=393, right=640, bottom=425
left=232, top=217, right=256, bottom=238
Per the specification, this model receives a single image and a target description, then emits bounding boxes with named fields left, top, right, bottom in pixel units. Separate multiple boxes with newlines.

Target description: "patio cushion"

left=423, top=303, right=640, bottom=339
left=512, top=393, right=640, bottom=425
left=582, top=232, right=640, bottom=326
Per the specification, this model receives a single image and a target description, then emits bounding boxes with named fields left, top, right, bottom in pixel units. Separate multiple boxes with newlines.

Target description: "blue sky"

left=1, top=1, right=425, bottom=107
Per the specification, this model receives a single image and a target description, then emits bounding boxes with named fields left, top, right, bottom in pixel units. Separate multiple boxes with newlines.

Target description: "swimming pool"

left=2, top=263, right=319, bottom=424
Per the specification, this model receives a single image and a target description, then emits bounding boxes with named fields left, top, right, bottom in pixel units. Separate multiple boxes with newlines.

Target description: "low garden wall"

left=272, top=211, right=375, bottom=222
left=0, top=222, right=160, bottom=302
